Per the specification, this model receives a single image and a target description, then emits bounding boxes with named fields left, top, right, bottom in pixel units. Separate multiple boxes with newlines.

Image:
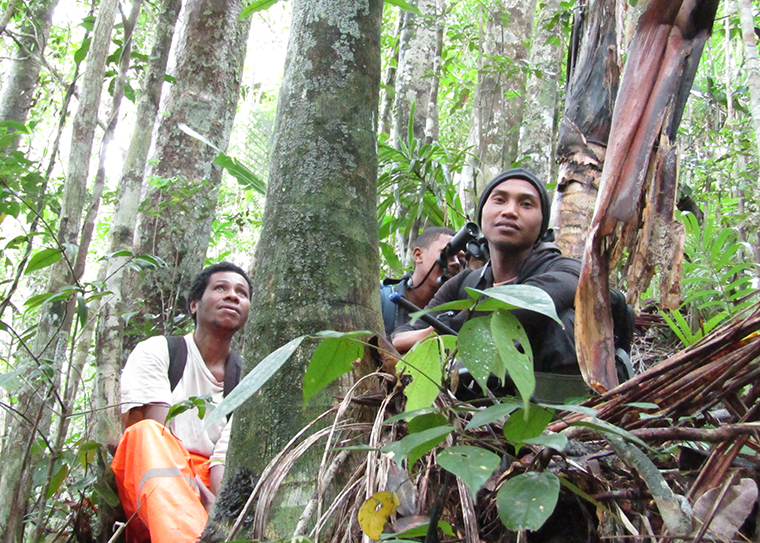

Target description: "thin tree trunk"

left=737, top=0, right=760, bottom=163
left=131, top=0, right=251, bottom=335
left=204, top=0, right=384, bottom=538
left=0, top=0, right=118, bottom=538
left=379, top=13, right=402, bottom=136
left=517, top=0, right=563, bottom=184
left=458, top=0, right=536, bottom=213
left=0, top=0, right=60, bottom=134
left=392, top=0, right=440, bottom=146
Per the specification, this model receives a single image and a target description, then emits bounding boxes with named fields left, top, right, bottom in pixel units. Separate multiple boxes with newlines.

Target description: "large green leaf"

left=496, top=471, right=560, bottom=531
left=407, top=412, right=449, bottom=435
left=25, top=247, right=63, bottom=274
left=303, top=337, right=363, bottom=405
left=491, top=309, right=534, bottom=410
left=437, top=445, right=500, bottom=499
left=239, top=0, right=280, bottom=18
left=204, top=336, right=305, bottom=428
left=470, top=284, right=561, bottom=324
left=522, top=433, right=567, bottom=451
left=214, top=153, right=266, bottom=195
left=502, top=406, right=552, bottom=446
left=399, top=337, right=444, bottom=412
left=465, top=401, right=521, bottom=430
left=384, top=0, right=422, bottom=15
left=382, top=425, right=453, bottom=470
left=457, top=316, right=498, bottom=391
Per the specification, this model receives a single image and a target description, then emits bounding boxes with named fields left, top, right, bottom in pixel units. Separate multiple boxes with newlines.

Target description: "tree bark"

left=517, top=0, right=563, bottom=184
left=392, top=0, right=440, bottom=146
left=204, top=0, right=384, bottom=538
left=458, top=0, right=536, bottom=213
left=131, top=0, right=251, bottom=336
left=551, top=0, right=620, bottom=259
left=737, top=0, right=760, bottom=163
left=0, top=0, right=59, bottom=133
left=94, top=0, right=182, bottom=452
left=0, top=0, right=119, bottom=538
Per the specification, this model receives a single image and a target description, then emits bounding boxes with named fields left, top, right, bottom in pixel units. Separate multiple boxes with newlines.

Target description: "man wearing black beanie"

left=392, top=168, right=586, bottom=398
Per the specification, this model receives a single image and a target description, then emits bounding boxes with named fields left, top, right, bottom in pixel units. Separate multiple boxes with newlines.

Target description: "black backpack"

left=166, top=336, right=242, bottom=419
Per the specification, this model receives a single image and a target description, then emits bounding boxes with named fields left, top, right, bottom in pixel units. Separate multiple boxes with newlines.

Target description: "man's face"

left=415, top=234, right=461, bottom=284
left=481, top=178, right=543, bottom=252
left=190, top=271, right=251, bottom=332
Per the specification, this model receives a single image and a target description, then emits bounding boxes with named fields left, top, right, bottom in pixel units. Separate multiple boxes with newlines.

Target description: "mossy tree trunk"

left=130, top=0, right=251, bottom=338
left=204, top=0, right=384, bottom=538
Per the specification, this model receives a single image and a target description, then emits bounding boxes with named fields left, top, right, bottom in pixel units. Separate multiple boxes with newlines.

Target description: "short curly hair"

left=188, top=262, right=253, bottom=307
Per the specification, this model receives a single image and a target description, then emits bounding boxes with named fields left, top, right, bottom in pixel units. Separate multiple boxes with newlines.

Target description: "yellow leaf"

left=357, top=491, right=399, bottom=539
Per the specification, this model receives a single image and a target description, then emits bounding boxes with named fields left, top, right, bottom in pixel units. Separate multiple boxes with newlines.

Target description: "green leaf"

left=384, top=0, right=422, bottom=15
left=303, top=337, right=363, bottom=405
left=471, top=284, right=561, bottom=324
left=407, top=412, right=448, bottom=435
left=240, top=0, right=280, bottom=18
left=399, top=337, right=444, bottom=412
left=214, top=153, right=266, bottom=195
left=76, top=294, right=87, bottom=328
left=205, top=336, right=305, bottom=428
left=382, top=425, right=453, bottom=469
left=522, top=433, right=567, bottom=451
left=313, top=329, right=371, bottom=339
left=465, top=401, right=521, bottom=430
left=25, top=248, right=63, bottom=274
left=47, top=462, right=70, bottom=498
left=77, top=442, right=100, bottom=469
left=537, top=403, right=598, bottom=417
left=491, top=309, right=534, bottom=409
left=74, top=36, right=91, bottom=64
left=568, top=419, right=652, bottom=451
left=497, top=472, right=560, bottom=531
left=458, top=316, right=498, bottom=391
left=436, top=445, right=500, bottom=499
left=381, top=520, right=454, bottom=539
left=0, top=369, right=21, bottom=390
left=502, top=407, right=552, bottom=446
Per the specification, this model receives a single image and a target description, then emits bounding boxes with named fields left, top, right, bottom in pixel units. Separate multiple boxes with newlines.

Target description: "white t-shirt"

left=120, top=333, right=231, bottom=465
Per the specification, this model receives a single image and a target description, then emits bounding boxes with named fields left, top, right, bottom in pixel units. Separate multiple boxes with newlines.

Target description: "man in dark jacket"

left=392, top=168, right=583, bottom=377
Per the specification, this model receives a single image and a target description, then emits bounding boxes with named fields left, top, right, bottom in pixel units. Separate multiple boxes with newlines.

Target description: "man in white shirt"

left=111, top=262, right=251, bottom=543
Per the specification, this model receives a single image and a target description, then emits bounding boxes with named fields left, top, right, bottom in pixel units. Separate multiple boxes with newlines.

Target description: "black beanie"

left=476, top=167, right=551, bottom=244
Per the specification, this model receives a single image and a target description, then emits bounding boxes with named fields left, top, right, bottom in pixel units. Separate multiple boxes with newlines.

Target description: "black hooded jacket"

left=392, top=242, right=582, bottom=374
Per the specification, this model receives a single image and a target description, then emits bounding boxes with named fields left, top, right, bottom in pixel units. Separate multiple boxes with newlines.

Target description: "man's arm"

left=122, top=402, right=170, bottom=428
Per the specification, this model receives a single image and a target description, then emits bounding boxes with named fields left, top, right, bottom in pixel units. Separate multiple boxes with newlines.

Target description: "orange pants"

left=111, top=419, right=210, bottom=543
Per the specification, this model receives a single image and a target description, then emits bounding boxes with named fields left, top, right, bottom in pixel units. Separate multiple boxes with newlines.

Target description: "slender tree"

left=129, top=0, right=251, bottom=335
left=0, top=0, right=59, bottom=132
left=0, top=0, right=119, bottom=538
left=203, top=0, right=384, bottom=537
left=458, top=0, right=537, bottom=212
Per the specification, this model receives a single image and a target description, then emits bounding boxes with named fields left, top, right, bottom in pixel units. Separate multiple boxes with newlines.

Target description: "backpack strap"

left=224, top=350, right=242, bottom=398
left=380, top=283, right=397, bottom=336
left=167, top=335, right=188, bottom=392
left=457, top=268, right=484, bottom=300
left=168, top=335, right=241, bottom=398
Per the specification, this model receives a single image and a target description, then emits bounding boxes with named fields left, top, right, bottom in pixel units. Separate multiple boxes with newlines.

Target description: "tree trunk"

left=392, top=0, right=440, bottom=146
left=379, top=13, right=402, bottom=136
left=550, top=0, right=620, bottom=259
left=737, top=0, right=760, bottom=163
left=204, top=0, right=384, bottom=538
left=93, top=0, right=182, bottom=452
left=458, top=0, right=536, bottom=213
left=0, top=0, right=119, bottom=538
left=130, top=0, right=251, bottom=336
left=0, top=0, right=59, bottom=132
left=517, top=0, right=563, bottom=183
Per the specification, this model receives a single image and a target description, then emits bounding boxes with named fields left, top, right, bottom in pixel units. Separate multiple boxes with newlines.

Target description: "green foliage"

left=496, top=471, right=560, bottom=531
left=662, top=207, right=757, bottom=346
left=436, top=445, right=500, bottom=499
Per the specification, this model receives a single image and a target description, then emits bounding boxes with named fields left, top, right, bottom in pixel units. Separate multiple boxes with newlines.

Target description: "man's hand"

left=196, top=475, right=216, bottom=512
left=392, top=326, right=435, bottom=354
